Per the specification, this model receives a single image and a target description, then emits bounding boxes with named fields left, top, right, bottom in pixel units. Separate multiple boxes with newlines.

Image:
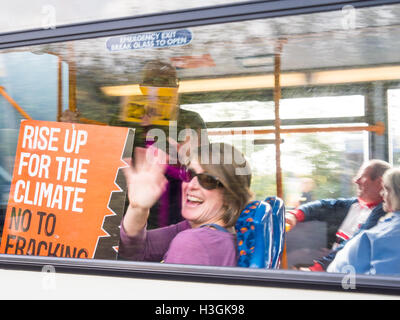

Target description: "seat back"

left=235, top=196, right=286, bottom=268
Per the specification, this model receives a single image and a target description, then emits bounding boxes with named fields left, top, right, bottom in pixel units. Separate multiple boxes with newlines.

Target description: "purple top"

left=119, top=220, right=238, bottom=267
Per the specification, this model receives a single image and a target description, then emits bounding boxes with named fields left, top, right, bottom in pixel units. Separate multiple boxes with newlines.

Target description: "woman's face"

left=181, top=160, right=225, bottom=228
left=381, top=181, right=395, bottom=213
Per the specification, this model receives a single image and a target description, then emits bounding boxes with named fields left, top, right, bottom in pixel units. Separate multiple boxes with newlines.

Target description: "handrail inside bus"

left=207, top=122, right=385, bottom=136
left=0, top=86, right=32, bottom=120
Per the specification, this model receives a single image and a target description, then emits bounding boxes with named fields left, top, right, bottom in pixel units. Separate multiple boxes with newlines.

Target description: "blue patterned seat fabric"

left=235, top=196, right=286, bottom=268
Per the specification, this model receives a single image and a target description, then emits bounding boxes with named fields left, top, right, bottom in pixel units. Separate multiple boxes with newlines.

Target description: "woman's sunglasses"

left=181, top=168, right=223, bottom=190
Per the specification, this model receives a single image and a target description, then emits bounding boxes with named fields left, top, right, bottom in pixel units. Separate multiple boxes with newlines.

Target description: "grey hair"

left=366, top=159, right=391, bottom=180
left=383, top=168, right=400, bottom=211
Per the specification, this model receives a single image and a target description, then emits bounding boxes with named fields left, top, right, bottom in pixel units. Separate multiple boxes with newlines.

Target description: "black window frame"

left=1, top=0, right=400, bottom=49
left=1, top=0, right=400, bottom=295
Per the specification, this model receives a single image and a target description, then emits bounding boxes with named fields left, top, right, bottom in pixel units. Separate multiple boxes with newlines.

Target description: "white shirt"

left=332, top=202, right=374, bottom=249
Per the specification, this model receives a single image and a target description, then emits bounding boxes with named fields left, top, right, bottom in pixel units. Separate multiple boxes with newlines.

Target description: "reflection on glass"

left=206, top=128, right=366, bottom=206
left=389, top=88, right=400, bottom=165
left=182, top=95, right=364, bottom=122
left=1, top=3, right=400, bottom=277
left=0, top=0, right=251, bottom=33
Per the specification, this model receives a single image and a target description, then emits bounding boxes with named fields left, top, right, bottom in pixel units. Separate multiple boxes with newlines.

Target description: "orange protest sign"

left=0, top=120, right=134, bottom=259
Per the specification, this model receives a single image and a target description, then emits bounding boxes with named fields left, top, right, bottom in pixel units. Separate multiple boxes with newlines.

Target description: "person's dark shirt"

left=112, top=108, right=207, bottom=229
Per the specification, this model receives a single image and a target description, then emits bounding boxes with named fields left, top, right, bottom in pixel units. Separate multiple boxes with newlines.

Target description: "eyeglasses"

left=182, top=168, right=223, bottom=190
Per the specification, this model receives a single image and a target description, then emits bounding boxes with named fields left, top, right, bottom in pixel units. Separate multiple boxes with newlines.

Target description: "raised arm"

left=122, top=147, right=168, bottom=237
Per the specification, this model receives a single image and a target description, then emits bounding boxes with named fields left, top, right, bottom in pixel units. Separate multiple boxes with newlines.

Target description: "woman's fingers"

left=133, top=147, right=149, bottom=171
left=123, top=146, right=170, bottom=210
left=133, top=146, right=169, bottom=170
left=129, top=169, right=168, bottom=209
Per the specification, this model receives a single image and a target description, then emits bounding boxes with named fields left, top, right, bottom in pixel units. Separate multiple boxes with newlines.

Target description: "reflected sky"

left=0, top=0, right=249, bottom=33
left=183, top=96, right=364, bottom=122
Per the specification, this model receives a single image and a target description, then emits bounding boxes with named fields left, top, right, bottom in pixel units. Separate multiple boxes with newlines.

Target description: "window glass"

left=0, top=3, right=400, bottom=280
left=206, top=127, right=366, bottom=204
left=0, top=0, right=251, bottom=33
left=389, top=88, right=400, bottom=165
left=182, top=95, right=364, bottom=122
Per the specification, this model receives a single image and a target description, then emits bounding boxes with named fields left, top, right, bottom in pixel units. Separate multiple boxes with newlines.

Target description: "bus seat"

left=235, top=196, right=286, bottom=268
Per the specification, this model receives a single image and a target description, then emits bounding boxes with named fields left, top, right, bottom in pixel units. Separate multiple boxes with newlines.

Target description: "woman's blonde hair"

left=383, top=168, right=400, bottom=211
left=195, top=142, right=253, bottom=227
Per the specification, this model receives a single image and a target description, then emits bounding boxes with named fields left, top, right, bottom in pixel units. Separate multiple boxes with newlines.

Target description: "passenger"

left=118, top=142, right=253, bottom=266
left=327, top=167, right=400, bottom=275
left=286, top=159, right=391, bottom=271
left=136, top=59, right=207, bottom=149
left=113, top=59, right=208, bottom=229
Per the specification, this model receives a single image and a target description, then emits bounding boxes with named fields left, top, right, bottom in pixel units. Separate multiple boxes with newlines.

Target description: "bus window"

left=0, top=0, right=247, bottom=34
left=183, top=95, right=365, bottom=122
left=1, top=1, right=400, bottom=285
left=389, top=88, right=400, bottom=165
left=183, top=95, right=367, bottom=205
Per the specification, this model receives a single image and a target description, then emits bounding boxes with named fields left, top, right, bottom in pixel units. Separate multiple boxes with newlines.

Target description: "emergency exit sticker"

left=106, top=29, right=193, bottom=51
left=0, top=120, right=133, bottom=259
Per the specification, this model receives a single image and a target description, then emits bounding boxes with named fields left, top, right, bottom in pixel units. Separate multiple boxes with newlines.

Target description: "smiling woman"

left=2, top=0, right=400, bottom=298
left=118, top=142, right=252, bottom=266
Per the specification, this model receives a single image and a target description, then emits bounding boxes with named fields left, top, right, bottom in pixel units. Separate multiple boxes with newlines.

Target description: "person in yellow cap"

left=117, top=60, right=208, bottom=230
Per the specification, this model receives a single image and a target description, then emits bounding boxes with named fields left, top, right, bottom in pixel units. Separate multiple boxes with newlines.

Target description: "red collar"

left=358, top=198, right=381, bottom=209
